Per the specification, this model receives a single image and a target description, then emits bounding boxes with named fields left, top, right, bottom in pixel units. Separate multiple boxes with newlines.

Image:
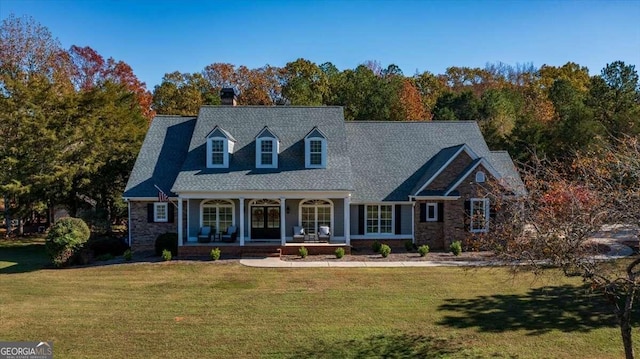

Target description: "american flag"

left=158, top=190, right=169, bottom=202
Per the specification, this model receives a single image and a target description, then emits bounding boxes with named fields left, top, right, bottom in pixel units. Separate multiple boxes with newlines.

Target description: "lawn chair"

left=318, top=226, right=331, bottom=242
left=221, top=225, right=238, bottom=243
left=292, top=226, right=305, bottom=243
left=197, top=226, right=213, bottom=243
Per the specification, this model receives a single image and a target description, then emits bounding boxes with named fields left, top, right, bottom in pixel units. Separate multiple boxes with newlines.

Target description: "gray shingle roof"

left=125, top=108, right=523, bottom=202
left=171, top=106, right=354, bottom=193
left=344, top=121, right=502, bottom=202
left=124, top=116, right=197, bottom=198
left=489, top=151, right=527, bottom=195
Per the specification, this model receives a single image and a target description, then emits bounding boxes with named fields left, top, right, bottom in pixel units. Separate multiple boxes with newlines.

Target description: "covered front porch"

left=176, top=192, right=352, bottom=248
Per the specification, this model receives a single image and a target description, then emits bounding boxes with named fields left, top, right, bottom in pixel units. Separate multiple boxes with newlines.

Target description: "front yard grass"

left=0, top=240, right=636, bottom=358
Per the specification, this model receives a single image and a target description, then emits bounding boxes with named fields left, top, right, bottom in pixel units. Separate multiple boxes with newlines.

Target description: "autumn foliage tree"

left=481, top=137, right=640, bottom=358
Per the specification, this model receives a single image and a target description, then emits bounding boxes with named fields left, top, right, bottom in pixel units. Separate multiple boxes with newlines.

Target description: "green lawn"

left=0, top=240, right=635, bottom=358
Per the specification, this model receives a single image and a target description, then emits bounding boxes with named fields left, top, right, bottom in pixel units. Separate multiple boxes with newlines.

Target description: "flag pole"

left=153, top=184, right=178, bottom=208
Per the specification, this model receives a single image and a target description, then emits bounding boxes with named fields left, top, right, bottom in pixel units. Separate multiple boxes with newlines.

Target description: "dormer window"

left=304, top=127, right=327, bottom=169
left=255, top=127, right=279, bottom=169
left=206, top=126, right=236, bottom=168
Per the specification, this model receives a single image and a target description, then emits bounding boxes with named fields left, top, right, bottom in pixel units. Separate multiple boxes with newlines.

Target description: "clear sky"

left=1, top=0, right=639, bottom=90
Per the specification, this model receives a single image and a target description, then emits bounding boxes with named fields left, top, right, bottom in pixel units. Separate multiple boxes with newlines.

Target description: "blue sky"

left=1, top=0, right=639, bottom=90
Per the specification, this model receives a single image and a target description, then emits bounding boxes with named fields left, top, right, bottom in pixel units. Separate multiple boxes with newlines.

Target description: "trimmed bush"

left=299, top=246, right=308, bottom=258
left=335, top=247, right=345, bottom=259
left=210, top=248, right=221, bottom=261
left=46, top=217, right=91, bottom=267
left=123, top=249, right=132, bottom=261
left=418, top=245, right=430, bottom=257
left=450, top=241, right=462, bottom=256
left=155, top=233, right=178, bottom=256
left=88, top=236, right=129, bottom=257
left=372, top=240, right=382, bottom=253
left=162, top=249, right=172, bottom=261
left=380, top=244, right=391, bottom=258
left=95, top=253, right=114, bottom=261
left=404, top=240, right=414, bottom=252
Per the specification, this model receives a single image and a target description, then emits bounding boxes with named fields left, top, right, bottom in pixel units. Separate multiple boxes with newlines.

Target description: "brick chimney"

left=220, top=87, right=237, bottom=106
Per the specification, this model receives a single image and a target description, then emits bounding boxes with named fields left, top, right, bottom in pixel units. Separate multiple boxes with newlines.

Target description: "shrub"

left=162, top=249, right=172, bottom=261
left=95, top=253, right=114, bottom=261
left=210, top=248, right=221, bottom=261
left=418, top=245, right=430, bottom=257
left=299, top=246, right=308, bottom=258
left=45, top=217, right=91, bottom=267
left=450, top=241, right=462, bottom=256
left=380, top=244, right=391, bottom=258
left=123, top=249, right=132, bottom=261
left=372, top=240, right=382, bottom=253
left=404, top=240, right=414, bottom=252
left=335, top=247, right=345, bottom=259
left=155, top=233, right=178, bottom=257
left=88, top=236, right=129, bottom=257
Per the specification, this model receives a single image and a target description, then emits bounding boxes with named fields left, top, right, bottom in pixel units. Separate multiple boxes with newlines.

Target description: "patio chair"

left=318, top=226, right=331, bottom=242
left=292, top=226, right=305, bottom=243
left=221, top=225, right=238, bottom=243
left=197, top=226, right=213, bottom=243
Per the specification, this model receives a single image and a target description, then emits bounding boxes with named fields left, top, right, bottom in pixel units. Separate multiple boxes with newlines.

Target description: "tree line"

left=1, top=14, right=639, bottom=232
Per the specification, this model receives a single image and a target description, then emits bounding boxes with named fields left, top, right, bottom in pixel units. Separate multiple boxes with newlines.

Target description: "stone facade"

left=428, top=152, right=473, bottom=190
left=414, top=163, right=493, bottom=249
left=129, top=201, right=179, bottom=252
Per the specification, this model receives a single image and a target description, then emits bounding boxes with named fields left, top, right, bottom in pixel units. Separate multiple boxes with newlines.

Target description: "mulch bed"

left=281, top=248, right=496, bottom=262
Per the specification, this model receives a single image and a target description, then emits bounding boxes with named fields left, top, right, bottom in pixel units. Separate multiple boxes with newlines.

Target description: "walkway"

left=240, top=226, right=637, bottom=268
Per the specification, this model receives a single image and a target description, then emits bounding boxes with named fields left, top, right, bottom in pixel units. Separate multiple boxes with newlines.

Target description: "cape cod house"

left=123, top=90, right=523, bottom=255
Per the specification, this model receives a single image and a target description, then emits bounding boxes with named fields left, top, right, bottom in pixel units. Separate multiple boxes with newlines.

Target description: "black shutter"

left=419, top=203, right=426, bottom=222
left=168, top=203, right=175, bottom=223
left=489, top=202, right=497, bottom=219
left=437, top=203, right=444, bottom=223
left=464, top=200, right=471, bottom=232
left=358, top=205, right=365, bottom=235
left=395, top=205, right=402, bottom=234
left=147, top=203, right=154, bottom=223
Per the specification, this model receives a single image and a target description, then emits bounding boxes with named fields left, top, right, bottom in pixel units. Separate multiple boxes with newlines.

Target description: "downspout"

left=127, top=199, right=131, bottom=247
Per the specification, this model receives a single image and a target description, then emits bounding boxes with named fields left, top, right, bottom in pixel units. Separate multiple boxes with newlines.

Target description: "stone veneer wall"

left=414, top=163, right=494, bottom=250
left=130, top=201, right=179, bottom=252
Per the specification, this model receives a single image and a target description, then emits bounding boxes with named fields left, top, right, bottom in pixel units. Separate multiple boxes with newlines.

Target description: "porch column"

left=239, top=197, right=245, bottom=246
left=177, top=198, right=183, bottom=246
left=411, top=202, right=416, bottom=243
left=344, top=195, right=350, bottom=245
left=280, top=198, right=286, bottom=246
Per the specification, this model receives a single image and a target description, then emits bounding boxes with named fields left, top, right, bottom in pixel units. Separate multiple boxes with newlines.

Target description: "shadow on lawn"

left=0, top=242, right=49, bottom=274
left=437, top=284, right=631, bottom=335
left=287, top=332, right=490, bottom=359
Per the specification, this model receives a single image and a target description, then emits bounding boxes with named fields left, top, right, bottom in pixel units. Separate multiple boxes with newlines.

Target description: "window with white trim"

left=470, top=198, right=489, bottom=233
left=154, top=203, right=168, bottom=222
left=426, top=203, right=438, bottom=221
left=201, top=200, right=234, bottom=232
left=300, top=199, right=332, bottom=234
left=366, top=204, right=393, bottom=234
left=475, top=171, right=486, bottom=183
left=256, top=137, right=278, bottom=168
left=210, top=139, right=224, bottom=165
left=310, top=140, right=322, bottom=166
left=261, top=140, right=273, bottom=165
left=304, top=128, right=327, bottom=168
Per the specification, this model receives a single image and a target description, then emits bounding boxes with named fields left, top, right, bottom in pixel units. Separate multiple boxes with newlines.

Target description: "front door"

left=251, top=206, right=280, bottom=239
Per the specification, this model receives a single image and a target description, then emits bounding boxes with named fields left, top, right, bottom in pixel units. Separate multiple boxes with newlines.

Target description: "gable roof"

left=345, top=121, right=503, bottom=202
left=171, top=106, right=354, bottom=193
left=124, top=116, right=197, bottom=198
left=125, top=108, right=523, bottom=201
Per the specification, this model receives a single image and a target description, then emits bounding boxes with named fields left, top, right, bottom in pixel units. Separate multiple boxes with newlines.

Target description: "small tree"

left=483, top=138, right=640, bottom=359
left=45, top=217, right=91, bottom=267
